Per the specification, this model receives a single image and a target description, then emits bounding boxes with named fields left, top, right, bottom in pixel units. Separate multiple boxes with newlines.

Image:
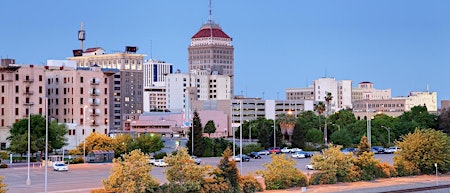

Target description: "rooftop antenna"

left=78, top=22, right=86, bottom=50
left=209, top=0, right=213, bottom=38
left=325, top=67, right=328, bottom=78
left=426, top=84, right=429, bottom=92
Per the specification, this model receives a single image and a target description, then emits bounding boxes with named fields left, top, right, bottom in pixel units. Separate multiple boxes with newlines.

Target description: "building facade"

left=286, top=87, right=314, bottom=100
left=352, top=82, right=391, bottom=102
left=68, top=47, right=146, bottom=131
left=143, top=59, right=173, bottom=112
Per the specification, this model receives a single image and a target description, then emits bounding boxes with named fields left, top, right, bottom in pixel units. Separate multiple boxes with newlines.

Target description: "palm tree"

left=278, top=112, right=296, bottom=142
left=314, top=101, right=326, bottom=134
left=324, top=92, right=333, bottom=145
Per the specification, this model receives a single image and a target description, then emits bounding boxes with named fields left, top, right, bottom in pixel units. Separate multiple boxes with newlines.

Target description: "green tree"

left=111, top=134, right=135, bottom=158
left=187, top=111, right=204, bottom=157
left=394, top=129, right=450, bottom=174
left=305, top=128, right=323, bottom=144
left=102, top=149, right=159, bottom=192
left=330, top=129, right=352, bottom=147
left=164, top=147, right=210, bottom=191
left=0, top=176, right=6, bottom=193
left=135, top=134, right=164, bottom=154
left=215, top=147, right=240, bottom=193
left=257, top=154, right=307, bottom=190
left=396, top=106, right=438, bottom=136
left=291, top=121, right=307, bottom=149
left=0, top=152, right=7, bottom=163
left=438, top=108, right=450, bottom=134
left=314, top=101, right=326, bottom=135
left=324, top=92, right=333, bottom=144
left=204, top=120, right=217, bottom=137
left=278, top=113, right=296, bottom=142
left=8, top=115, right=68, bottom=159
left=256, top=118, right=274, bottom=149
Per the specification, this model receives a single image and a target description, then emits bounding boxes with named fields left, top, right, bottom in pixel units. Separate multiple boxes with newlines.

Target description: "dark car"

left=237, top=154, right=251, bottom=162
left=371, top=146, right=385, bottom=154
left=247, top=152, right=262, bottom=159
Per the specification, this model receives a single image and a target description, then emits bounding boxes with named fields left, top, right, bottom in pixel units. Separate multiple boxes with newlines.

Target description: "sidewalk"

left=265, top=175, right=450, bottom=193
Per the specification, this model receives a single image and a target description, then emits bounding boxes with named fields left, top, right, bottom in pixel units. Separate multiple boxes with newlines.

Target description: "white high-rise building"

left=143, top=59, right=173, bottom=112
left=166, top=70, right=231, bottom=113
left=314, top=77, right=353, bottom=112
left=352, top=82, right=391, bottom=101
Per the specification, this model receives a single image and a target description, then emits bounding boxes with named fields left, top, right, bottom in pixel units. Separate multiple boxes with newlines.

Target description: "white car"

left=281, top=147, right=292, bottom=153
left=291, top=151, right=306, bottom=159
left=305, top=164, right=314, bottom=170
left=148, top=158, right=156, bottom=165
left=258, top=150, right=270, bottom=155
left=53, top=163, right=69, bottom=171
left=190, top=156, right=201, bottom=165
left=384, top=146, right=400, bottom=154
left=291, top=148, right=303, bottom=153
left=154, top=159, right=168, bottom=167
left=228, top=156, right=241, bottom=162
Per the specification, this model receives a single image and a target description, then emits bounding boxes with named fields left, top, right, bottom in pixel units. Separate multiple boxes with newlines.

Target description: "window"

left=80, top=77, right=84, bottom=83
left=15, top=97, right=19, bottom=104
left=80, top=88, right=83, bottom=94
left=15, top=108, right=19, bottom=115
left=39, top=86, right=42, bottom=93
left=104, top=98, right=107, bottom=105
left=15, top=74, right=19, bottom=81
left=39, top=75, right=43, bottom=81
left=1, top=97, right=3, bottom=104
left=80, top=98, right=83, bottom=105
left=15, top=86, right=19, bottom=93
left=1, top=86, right=3, bottom=93
left=104, top=88, right=107, bottom=95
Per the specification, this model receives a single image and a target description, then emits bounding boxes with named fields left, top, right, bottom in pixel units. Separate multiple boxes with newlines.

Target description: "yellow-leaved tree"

left=102, top=149, right=159, bottom=193
left=0, top=176, right=7, bottom=193
left=257, top=153, right=307, bottom=190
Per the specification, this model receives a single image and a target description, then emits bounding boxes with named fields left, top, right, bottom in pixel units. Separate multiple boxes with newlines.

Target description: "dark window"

left=80, top=77, right=84, bottom=83
left=39, top=86, right=42, bottom=93
left=15, top=74, right=19, bottom=81
left=39, top=75, right=43, bottom=81
left=15, top=97, right=19, bottom=104
left=15, top=86, right=19, bottom=93
left=80, top=88, right=83, bottom=94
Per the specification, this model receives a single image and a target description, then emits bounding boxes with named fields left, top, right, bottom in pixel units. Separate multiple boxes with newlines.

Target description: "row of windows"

left=1, top=74, right=43, bottom=82
left=67, top=128, right=109, bottom=136
left=47, top=77, right=107, bottom=84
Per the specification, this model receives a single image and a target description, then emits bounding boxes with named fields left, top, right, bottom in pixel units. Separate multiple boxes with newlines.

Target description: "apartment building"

left=0, top=64, right=46, bottom=149
left=68, top=47, right=146, bottom=132
left=45, top=60, right=112, bottom=148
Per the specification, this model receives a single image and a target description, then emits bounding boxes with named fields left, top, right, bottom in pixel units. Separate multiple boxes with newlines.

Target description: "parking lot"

left=1, top=153, right=395, bottom=193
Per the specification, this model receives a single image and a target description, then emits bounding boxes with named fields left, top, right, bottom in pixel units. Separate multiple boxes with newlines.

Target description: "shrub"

left=201, top=177, right=232, bottom=193
left=242, top=144, right=262, bottom=154
left=309, top=171, right=337, bottom=185
left=0, top=176, right=6, bottom=193
left=311, top=144, right=355, bottom=182
left=394, top=156, right=420, bottom=177
left=239, top=175, right=263, bottom=193
left=375, top=162, right=397, bottom=178
left=154, top=152, right=167, bottom=159
left=71, top=157, right=85, bottom=164
left=90, top=189, right=108, bottom=193
left=257, top=154, right=307, bottom=190
left=0, top=164, right=7, bottom=168
left=156, top=182, right=201, bottom=193
left=354, top=152, right=378, bottom=181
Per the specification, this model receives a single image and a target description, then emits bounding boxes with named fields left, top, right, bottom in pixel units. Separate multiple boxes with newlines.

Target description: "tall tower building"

left=143, top=59, right=173, bottom=112
left=188, top=4, right=234, bottom=95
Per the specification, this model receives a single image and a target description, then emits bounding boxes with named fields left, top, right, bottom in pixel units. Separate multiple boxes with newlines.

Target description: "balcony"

left=89, top=78, right=100, bottom=85
left=90, top=109, right=100, bottom=116
left=88, top=98, right=100, bottom=106
left=23, top=78, right=34, bottom=83
left=89, top=88, right=100, bottom=96
left=90, top=120, right=99, bottom=126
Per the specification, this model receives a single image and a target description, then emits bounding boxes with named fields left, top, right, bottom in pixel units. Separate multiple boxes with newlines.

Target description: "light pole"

left=239, top=100, right=243, bottom=173
left=273, top=113, right=276, bottom=148
left=44, top=97, right=48, bottom=193
left=249, top=122, right=252, bottom=143
left=26, top=103, right=32, bottom=186
left=381, top=126, right=391, bottom=146
left=83, top=105, right=88, bottom=162
left=366, top=102, right=371, bottom=148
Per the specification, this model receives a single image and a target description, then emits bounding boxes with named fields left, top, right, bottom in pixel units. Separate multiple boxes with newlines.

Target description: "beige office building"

left=352, top=82, right=391, bottom=101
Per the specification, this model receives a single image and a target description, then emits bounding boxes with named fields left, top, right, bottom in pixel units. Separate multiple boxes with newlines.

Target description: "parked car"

left=53, top=163, right=69, bottom=171
left=281, top=147, right=292, bottom=153
left=291, top=151, right=306, bottom=159
left=148, top=157, right=156, bottom=165
left=305, top=164, right=314, bottom=170
left=154, top=159, right=168, bottom=167
left=268, top=147, right=281, bottom=154
left=190, top=156, right=201, bottom=165
left=258, top=150, right=270, bottom=155
left=248, top=152, right=262, bottom=159
left=384, top=146, right=400, bottom=154
left=238, top=154, right=251, bottom=162
left=372, top=146, right=385, bottom=154
left=229, top=156, right=241, bottom=162
left=291, top=148, right=303, bottom=153
left=297, top=151, right=314, bottom=158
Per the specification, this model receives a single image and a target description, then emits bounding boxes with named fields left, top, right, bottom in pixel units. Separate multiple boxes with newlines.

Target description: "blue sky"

left=1, top=0, right=449, bottom=104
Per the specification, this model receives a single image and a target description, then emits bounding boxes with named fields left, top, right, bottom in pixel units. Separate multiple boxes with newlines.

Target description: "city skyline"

left=1, top=1, right=449, bottom=104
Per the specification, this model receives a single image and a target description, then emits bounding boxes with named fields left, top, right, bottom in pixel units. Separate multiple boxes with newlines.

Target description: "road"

left=1, top=153, right=395, bottom=193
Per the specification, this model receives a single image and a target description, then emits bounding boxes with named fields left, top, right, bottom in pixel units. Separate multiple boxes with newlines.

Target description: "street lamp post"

left=366, top=102, right=371, bottom=148
left=381, top=126, right=391, bottom=146
left=83, top=105, right=88, bottom=162
left=44, top=97, right=48, bottom=193
left=249, top=122, right=251, bottom=143
left=239, top=100, right=243, bottom=173
left=273, top=114, right=276, bottom=148
left=26, top=103, right=32, bottom=186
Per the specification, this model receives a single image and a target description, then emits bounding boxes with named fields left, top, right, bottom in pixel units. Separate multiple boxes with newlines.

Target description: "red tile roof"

left=192, top=27, right=230, bottom=39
